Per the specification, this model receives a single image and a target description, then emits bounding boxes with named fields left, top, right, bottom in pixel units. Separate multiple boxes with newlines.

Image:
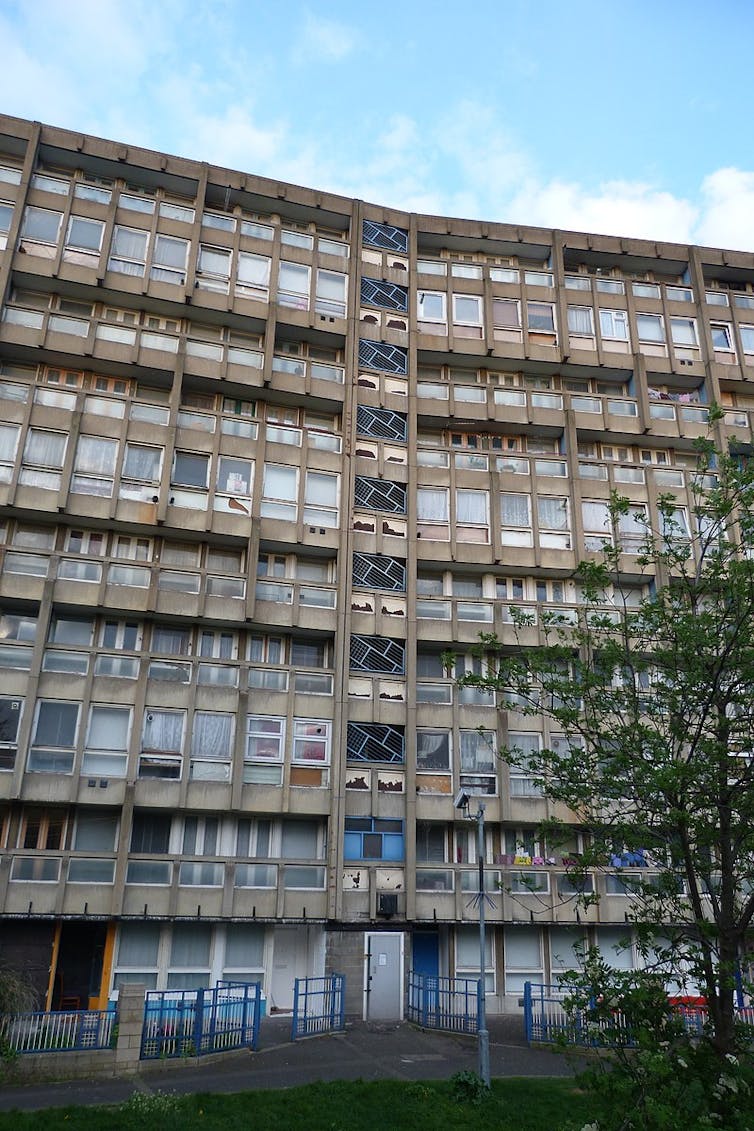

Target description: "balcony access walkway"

left=0, top=1014, right=576, bottom=1113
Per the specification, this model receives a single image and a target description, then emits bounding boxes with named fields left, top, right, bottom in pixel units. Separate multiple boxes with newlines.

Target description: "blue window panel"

left=358, top=339, right=408, bottom=375
left=356, top=405, right=407, bottom=442
left=362, top=220, right=408, bottom=254
left=360, top=277, right=409, bottom=312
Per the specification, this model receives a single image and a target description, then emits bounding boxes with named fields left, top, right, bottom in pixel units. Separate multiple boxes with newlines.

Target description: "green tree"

left=454, top=437, right=754, bottom=1064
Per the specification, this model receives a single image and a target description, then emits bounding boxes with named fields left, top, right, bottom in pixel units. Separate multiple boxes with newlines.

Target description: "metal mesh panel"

left=347, top=722, right=405, bottom=763
left=362, top=220, right=408, bottom=253
left=356, top=405, right=408, bottom=442
left=354, top=475, right=407, bottom=513
left=358, top=339, right=408, bottom=375
left=352, top=552, right=406, bottom=592
left=350, top=634, right=405, bottom=674
left=360, top=277, right=409, bottom=312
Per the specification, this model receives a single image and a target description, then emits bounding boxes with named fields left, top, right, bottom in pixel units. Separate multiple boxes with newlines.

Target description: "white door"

left=269, top=927, right=306, bottom=1011
left=364, top=932, right=403, bottom=1020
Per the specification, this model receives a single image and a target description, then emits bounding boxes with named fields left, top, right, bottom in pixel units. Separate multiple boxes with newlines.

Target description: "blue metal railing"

left=0, top=1007, right=116, bottom=1054
left=407, top=971, right=480, bottom=1035
left=523, top=982, right=754, bottom=1048
left=140, top=980, right=261, bottom=1060
left=291, top=974, right=345, bottom=1040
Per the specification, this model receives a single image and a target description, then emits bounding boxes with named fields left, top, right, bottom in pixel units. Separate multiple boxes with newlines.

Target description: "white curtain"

left=500, top=492, right=530, bottom=527
left=456, top=489, right=488, bottom=524
left=567, top=306, right=594, bottom=334
left=238, top=252, right=271, bottom=285
left=142, top=710, right=184, bottom=751
left=123, top=443, right=161, bottom=482
left=112, top=226, right=147, bottom=261
left=75, top=435, right=118, bottom=474
left=23, top=428, right=66, bottom=468
left=417, top=487, right=448, bottom=521
left=191, top=712, right=233, bottom=759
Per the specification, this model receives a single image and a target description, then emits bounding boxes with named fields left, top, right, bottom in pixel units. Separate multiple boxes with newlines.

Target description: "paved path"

left=0, top=1015, right=577, bottom=1112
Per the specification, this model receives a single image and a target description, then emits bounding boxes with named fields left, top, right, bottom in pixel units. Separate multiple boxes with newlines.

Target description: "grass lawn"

left=0, top=1077, right=594, bottom=1130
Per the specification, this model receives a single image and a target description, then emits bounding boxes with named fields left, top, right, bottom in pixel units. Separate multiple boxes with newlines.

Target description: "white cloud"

left=694, top=168, right=754, bottom=252
left=293, top=12, right=359, bottom=63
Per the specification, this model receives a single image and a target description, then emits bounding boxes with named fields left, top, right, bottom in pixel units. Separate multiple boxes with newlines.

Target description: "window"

left=236, top=252, right=271, bottom=300
left=122, top=443, right=162, bottom=493
left=527, top=301, right=556, bottom=337
left=130, top=812, right=171, bottom=853
left=172, top=451, right=210, bottom=489
left=452, top=294, right=483, bottom=336
left=710, top=322, right=734, bottom=352
left=417, top=486, right=449, bottom=538
left=190, top=712, right=234, bottom=781
left=0, top=201, right=13, bottom=248
left=83, top=706, right=130, bottom=776
left=417, top=290, right=447, bottom=331
left=0, top=422, right=19, bottom=482
left=150, top=234, right=189, bottom=284
left=292, top=720, right=331, bottom=764
left=537, top=496, right=570, bottom=548
left=73, top=811, right=118, bottom=851
left=216, top=455, right=253, bottom=498
left=108, top=226, right=149, bottom=276
left=315, top=269, right=347, bottom=317
left=599, top=308, right=629, bottom=341
left=262, top=463, right=298, bottom=520
left=416, top=729, right=451, bottom=772
left=456, top=925, right=495, bottom=992
left=636, top=313, right=665, bottom=343
left=278, top=261, right=310, bottom=309
left=100, top=620, right=141, bottom=650
left=139, top=709, right=184, bottom=779
left=20, top=206, right=63, bottom=247
left=508, top=732, right=543, bottom=796
left=456, top=488, right=489, bottom=542
left=151, top=624, right=191, bottom=655
left=245, top=716, right=284, bottom=785
left=670, top=318, right=698, bottom=347
left=504, top=927, right=542, bottom=993
left=197, top=245, right=232, bottom=291
left=304, top=470, right=339, bottom=527
left=740, top=325, right=754, bottom=355
left=0, top=698, right=22, bottom=771
left=492, top=298, right=521, bottom=330
left=20, top=429, right=67, bottom=490
left=19, top=808, right=66, bottom=849
left=344, top=817, right=404, bottom=861
left=64, top=216, right=104, bottom=263
left=71, top=435, right=118, bottom=496
left=29, top=700, right=79, bottom=773
left=567, top=306, right=595, bottom=337
left=500, top=493, right=533, bottom=547
left=460, top=729, right=497, bottom=795
left=582, top=500, right=611, bottom=550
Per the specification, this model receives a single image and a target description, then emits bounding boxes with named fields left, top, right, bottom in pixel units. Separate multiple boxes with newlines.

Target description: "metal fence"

left=0, top=1008, right=116, bottom=1054
left=407, top=971, right=480, bottom=1035
left=141, top=980, right=261, bottom=1060
left=523, top=982, right=754, bottom=1048
left=291, top=974, right=345, bottom=1040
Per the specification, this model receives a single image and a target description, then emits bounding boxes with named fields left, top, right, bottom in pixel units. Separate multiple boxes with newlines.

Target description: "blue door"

left=412, top=931, right=439, bottom=978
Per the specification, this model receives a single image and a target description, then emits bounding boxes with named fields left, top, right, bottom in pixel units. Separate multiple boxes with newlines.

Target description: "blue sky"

left=2, top=0, right=754, bottom=249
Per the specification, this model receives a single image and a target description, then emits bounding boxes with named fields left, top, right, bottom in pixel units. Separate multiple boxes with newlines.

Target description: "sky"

left=2, top=0, right=754, bottom=250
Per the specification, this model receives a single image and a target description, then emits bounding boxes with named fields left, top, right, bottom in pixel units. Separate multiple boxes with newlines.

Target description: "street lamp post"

left=455, top=792, right=491, bottom=1088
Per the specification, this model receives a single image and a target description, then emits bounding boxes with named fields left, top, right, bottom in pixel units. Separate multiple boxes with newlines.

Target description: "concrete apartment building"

left=0, top=113, right=752, bottom=1017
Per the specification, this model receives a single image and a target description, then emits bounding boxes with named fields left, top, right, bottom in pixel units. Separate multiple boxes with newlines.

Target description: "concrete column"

left=114, top=983, right=146, bottom=1075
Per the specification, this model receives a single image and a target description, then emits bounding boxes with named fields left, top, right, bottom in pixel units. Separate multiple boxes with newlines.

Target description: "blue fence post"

left=192, top=991, right=204, bottom=1056
left=292, top=977, right=300, bottom=1041
left=523, top=981, right=532, bottom=1043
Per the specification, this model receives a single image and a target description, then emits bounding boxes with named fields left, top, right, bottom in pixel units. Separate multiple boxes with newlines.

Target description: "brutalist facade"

left=0, top=113, right=752, bottom=1015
